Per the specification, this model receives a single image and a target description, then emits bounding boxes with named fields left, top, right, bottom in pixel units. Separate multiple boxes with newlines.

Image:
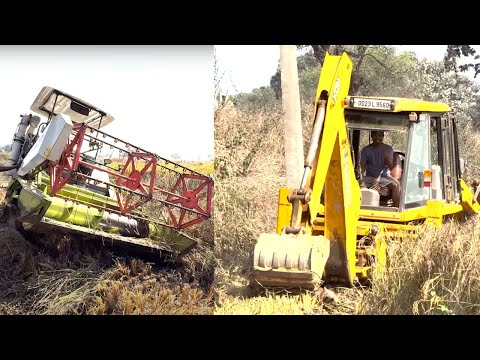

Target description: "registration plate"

left=351, top=98, right=393, bottom=110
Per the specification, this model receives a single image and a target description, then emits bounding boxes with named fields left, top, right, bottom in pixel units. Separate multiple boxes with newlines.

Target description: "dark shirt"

left=360, top=144, right=394, bottom=178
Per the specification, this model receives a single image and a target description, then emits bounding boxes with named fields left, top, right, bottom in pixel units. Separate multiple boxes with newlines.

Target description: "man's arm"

left=360, top=147, right=367, bottom=177
left=360, top=163, right=366, bottom=177
left=383, top=146, right=394, bottom=170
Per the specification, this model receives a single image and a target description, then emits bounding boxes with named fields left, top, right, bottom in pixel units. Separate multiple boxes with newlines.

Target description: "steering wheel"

left=394, top=150, right=405, bottom=168
left=394, top=150, right=405, bottom=159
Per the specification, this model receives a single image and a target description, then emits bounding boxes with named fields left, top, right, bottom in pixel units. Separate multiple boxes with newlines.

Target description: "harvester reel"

left=115, top=152, right=157, bottom=214
left=166, top=173, right=213, bottom=229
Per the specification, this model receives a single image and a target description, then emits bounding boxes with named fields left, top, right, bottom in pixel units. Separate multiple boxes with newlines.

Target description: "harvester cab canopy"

left=31, top=86, right=114, bottom=130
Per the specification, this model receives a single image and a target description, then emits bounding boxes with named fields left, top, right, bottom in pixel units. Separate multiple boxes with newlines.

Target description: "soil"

left=0, top=173, right=214, bottom=315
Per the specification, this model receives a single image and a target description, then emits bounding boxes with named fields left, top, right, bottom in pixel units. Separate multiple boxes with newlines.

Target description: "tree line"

left=229, top=45, right=480, bottom=126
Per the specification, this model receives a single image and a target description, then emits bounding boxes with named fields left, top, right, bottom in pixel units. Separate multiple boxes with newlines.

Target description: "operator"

left=360, top=130, right=400, bottom=207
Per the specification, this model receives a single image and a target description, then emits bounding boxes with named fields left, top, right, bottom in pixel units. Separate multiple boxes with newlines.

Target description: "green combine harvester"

left=1, top=86, right=213, bottom=259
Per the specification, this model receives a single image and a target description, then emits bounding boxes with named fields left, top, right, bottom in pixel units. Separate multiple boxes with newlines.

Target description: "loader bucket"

left=251, top=233, right=330, bottom=289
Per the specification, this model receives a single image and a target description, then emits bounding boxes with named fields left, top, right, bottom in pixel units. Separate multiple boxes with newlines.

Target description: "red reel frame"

left=48, top=123, right=213, bottom=230
left=165, top=174, right=213, bottom=229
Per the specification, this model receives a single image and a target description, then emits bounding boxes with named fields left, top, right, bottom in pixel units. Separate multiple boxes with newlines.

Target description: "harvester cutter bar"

left=26, top=217, right=177, bottom=259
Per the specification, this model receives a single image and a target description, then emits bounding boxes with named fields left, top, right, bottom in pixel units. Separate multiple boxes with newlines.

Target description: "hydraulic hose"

left=0, top=164, right=18, bottom=172
left=300, top=100, right=327, bottom=188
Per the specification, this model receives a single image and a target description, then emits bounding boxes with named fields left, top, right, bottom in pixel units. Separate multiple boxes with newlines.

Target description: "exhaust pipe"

left=5, top=114, right=41, bottom=177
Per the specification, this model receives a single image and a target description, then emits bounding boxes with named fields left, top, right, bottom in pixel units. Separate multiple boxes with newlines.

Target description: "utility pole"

left=280, top=45, right=303, bottom=188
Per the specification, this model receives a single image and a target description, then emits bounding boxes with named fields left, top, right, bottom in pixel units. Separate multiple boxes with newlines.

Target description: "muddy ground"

left=0, top=173, right=214, bottom=315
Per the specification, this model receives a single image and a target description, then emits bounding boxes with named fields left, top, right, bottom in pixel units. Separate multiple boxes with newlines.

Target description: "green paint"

left=45, top=196, right=103, bottom=228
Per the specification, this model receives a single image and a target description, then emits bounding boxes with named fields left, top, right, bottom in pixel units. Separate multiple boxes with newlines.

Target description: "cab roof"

left=31, top=86, right=114, bottom=129
left=345, top=96, right=451, bottom=113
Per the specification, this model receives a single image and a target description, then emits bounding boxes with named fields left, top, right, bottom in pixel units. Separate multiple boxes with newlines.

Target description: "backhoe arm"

left=252, top=53, right=362, bottom=288
left=304, top=52, right=361, bottom=285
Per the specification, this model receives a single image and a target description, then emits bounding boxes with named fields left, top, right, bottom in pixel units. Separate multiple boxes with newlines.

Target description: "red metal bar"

left=164, top=174, right=213, bottom=228
left=114, top=153, right=157, bottom=214
left=47, top=123, right=213, bottom=230
left=78, top=160, right=131, bottom=182
left=50, top=125, right=86, bottom=195
left=177, top=216, right=208, bottom=229
left=73, top=172, right=208, bottom=218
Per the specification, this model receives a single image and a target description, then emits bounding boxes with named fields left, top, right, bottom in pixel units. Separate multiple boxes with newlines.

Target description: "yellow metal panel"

left=276, top=187, right=293, bottom=234
left=357, top=220, right=418, bottom=231
left=309, top=53, right=358, bottom=285
left=345, top=96, right=451, bottom=113
left=439, top=203, right=464, bottom=215
left=355, top=267, right=370, bottom=278
left=400, top=207, right=428, bottom=221
left=399, top=204, right=464, bottom=220
left=359, top=203, right=464, bottom=223
left=426, top=200, right=444, bottom=227
left=460, top=178, right=480, bottom=214
left=339, top=108, right=361, bottom=285
left=359, top=209, right=403, bottom=220
left=309, top=53, right=343, bottom=220
left=309, top=52, right=353, bottom=223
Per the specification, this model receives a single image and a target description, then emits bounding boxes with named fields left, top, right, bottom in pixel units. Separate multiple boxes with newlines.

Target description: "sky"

left=0, top=46, right=213, bottom=162
left=215, top=45, right=480, bottom=95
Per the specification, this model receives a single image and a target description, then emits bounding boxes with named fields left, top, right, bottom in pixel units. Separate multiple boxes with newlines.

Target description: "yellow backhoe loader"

left=252, top=52, right=480, bottom=289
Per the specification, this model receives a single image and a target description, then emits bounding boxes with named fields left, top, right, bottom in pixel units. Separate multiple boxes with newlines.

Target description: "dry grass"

left=215, top=287, right=368, bottom=315
left=360, top=218, right=480, bottom=314
left=215, top=291, right=321, bottom=315
left=86, top=258, right=212, bottom=315
left=0, top=226, right=214, bottom=315
left=213, top=104, right=286, bottom=300
left=0, top=169, right=214, bottom=315
left=215, top=217, right=480, bottom=315
left=0, top=152, right=9, bottom=164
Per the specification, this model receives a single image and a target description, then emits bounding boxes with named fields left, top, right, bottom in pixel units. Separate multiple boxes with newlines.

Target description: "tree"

left=271, top=45, right=422, bottom=102
left=233, top=86, right=279, bottom=112
left=214, top=47, right=224, bottom=110
left=444, top=45, right=480, bottom=77
left=170, top=153, right=181, bottom=162
left=308, top=45, right=374, bottom=95
left=270, top=50, right=319, bottom=100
